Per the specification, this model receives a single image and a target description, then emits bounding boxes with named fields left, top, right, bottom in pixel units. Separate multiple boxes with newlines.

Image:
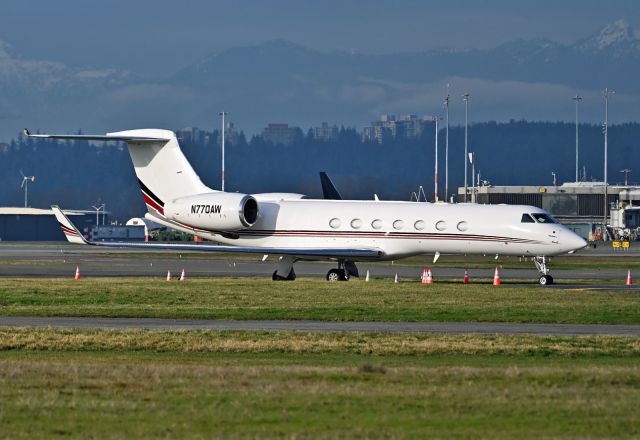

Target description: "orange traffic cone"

left=74, top=266, right=80, bottom=280
left=180, top=268, right=186, bottom=281
left=463, top=269, right=470, bottom=284
left=166, top=270, right=171, bottom=281
left=421, top=268, right=428, bottom=284
left=626, top=270, right=633, bottom=285
left=493, top=267, right=501, bottom=286
left=425, top=269, right=433, bottom=284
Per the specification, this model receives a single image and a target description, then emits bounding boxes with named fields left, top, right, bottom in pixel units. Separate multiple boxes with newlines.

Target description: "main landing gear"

left=326, top=260, right=359, bottom=282
left=534, top=256, right=554, bottom=285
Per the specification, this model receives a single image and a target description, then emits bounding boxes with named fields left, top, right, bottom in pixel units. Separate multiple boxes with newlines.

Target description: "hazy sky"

left=2, top=0, right=639, bottom=77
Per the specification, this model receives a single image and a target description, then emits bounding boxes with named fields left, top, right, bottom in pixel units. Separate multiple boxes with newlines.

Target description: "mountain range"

left=1, top=20, right=639, bottom=140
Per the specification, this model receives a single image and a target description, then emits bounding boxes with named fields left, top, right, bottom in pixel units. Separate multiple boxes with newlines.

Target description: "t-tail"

left=24, top=128, right=212, bottom=219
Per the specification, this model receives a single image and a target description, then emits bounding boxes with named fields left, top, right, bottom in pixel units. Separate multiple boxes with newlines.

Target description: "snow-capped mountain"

left=1, top=20, right=639, bottom=140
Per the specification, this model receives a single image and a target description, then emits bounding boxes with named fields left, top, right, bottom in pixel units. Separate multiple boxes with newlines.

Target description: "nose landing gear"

left=534, top=256, right=554, bottom=285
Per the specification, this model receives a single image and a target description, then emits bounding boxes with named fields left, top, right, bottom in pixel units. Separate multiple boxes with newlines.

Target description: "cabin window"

left=329, top=218, right=341, bottom=229
left=393, top=220, right=404, bottom=230
left=350, top=218, right=363, bottom=229
left=371, top=219, right=382, bottom=229
left=531, top=213, right=556, bottom=224
left=414, top=220, right=425, bottom=230
left=457, top=221, right=469, bottom=231
left=435, top=220, right=447, bottom=231
left=521, top=214, right=535, bottom=223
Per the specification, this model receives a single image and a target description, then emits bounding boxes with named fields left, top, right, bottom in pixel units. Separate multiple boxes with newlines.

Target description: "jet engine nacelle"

left=165, top=192, right=258, bottom=231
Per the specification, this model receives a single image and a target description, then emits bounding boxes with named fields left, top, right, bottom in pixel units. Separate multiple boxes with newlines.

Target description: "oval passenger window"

left=457, top=221, right=468, bottom=232
left=435, top=221, right=447, bottom=231
left=329, top=218, right=341, bottom=229
left=393, top=220, right=404, bottom=230
left=350, top=218, right=362, bottom=229
left=371, top=219, right=382, bottom=229
left=414, top=220, right=425, bottom=230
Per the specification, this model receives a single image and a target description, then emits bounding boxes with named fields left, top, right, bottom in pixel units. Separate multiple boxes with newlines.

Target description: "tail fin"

left=108, top=129, right=212, bottom=216
left=51, top=205, right=89, bottom=244
left=26, top=128, right=213, bottom=217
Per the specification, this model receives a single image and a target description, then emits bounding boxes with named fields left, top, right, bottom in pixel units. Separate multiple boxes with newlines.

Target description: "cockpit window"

left=521, top=214, right=535, bottom=223
left=531, top=213, right=557, bottom=224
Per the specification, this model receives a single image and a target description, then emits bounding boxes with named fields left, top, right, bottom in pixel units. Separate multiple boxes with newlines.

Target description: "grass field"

left=1, top=277, right=640, bottom=324
left=1, top=328, right=639, bottom=438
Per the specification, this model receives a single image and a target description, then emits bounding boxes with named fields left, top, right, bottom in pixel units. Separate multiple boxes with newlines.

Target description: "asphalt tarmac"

left=1, top=316, right=639, bottom=336
left=0, top=242, right=639, bottom=287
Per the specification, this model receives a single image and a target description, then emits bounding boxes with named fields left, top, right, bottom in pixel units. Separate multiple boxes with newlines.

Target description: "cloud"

left=106, top=84, right=196, bottom=103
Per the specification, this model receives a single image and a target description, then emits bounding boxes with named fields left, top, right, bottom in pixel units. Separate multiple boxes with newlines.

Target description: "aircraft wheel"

left=539, top=275, right=554, bottom=285
left=327, top=269, right=348, bottom=282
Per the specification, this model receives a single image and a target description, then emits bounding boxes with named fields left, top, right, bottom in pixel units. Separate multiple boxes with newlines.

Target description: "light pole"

left=444, top=85, right=450, bottom=202
left=219, top=111, right=228, bottom=192
left=468, top=152, right=475, bottom=203
left=620, top=169, right=631, bottom=186
left=92, top=204, right=104, bottom=226
left=603, top=88, right=614, bottom=236
left=434, top=116, right=440, bottom=202
left=462, top=93, right=470, bottom=202
left=572, top=95, right=582, bottom=182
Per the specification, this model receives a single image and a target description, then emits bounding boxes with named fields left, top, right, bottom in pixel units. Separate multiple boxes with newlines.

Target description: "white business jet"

left=25, top=128, right=587, bottom=285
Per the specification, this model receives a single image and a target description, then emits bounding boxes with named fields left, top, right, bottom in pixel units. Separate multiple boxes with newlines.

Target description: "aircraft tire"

left=539, top=275, right=554, bottom=285
left=327, top=269, right=348, bottom=282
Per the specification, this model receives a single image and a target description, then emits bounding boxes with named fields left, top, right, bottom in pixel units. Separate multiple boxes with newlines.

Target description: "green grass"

left=1, top=328, right=639, bottom=439
left=1, top=277, right=640, bottom=324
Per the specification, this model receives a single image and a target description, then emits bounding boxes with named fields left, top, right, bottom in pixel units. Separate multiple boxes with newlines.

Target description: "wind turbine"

left=20, top=171, right=35, bottom=208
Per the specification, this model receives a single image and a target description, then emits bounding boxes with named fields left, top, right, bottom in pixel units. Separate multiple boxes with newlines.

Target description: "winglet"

left=51, top=205, right=89, bottom=244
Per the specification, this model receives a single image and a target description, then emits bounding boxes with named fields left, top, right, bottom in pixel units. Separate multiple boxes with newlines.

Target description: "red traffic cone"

left=180, top=268, right=186, bottom=281
left=74, top=266, right=80, bottom=280
left=463, top=269, right=470, bottom=284
left=166, top=270, right=171, bottom=281
left=626, top=270, right=633, bottom=286
left=493, top=267, right=501, bottom=286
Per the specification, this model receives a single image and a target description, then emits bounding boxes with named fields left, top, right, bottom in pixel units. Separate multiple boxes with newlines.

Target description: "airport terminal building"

left=458, top=182, right=640, bottom=240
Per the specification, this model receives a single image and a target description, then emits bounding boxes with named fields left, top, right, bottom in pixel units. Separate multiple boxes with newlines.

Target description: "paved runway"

left=1, top=316, right=639, bottom=336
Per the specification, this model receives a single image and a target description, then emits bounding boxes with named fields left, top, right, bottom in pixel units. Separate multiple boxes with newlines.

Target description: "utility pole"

left=572, top=95, right=582, bottom=182
left=462, top=93, right=470, bottom=202
left=444, top=85, right=450, bottom=202
left=603, top=88, right=614, bottom=237
left=219, top=111, right=228, bottom=192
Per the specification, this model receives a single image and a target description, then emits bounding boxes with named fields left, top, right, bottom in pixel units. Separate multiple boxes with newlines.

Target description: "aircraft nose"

left=565, top=232, right=588, bottom=252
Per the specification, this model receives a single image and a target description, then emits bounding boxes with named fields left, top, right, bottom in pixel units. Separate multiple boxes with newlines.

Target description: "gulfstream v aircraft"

left=25, top=128, right=587, bottom=285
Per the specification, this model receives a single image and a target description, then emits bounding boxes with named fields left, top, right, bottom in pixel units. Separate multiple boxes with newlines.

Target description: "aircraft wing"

left=51, top=206, right=384, bottom=259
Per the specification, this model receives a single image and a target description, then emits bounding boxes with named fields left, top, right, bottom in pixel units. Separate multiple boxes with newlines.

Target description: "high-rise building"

left=261, top=123, right=301, bottom=146
left=313, top=122, right=338, bottom=141
left=362, top=114, right=432, bottom=143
